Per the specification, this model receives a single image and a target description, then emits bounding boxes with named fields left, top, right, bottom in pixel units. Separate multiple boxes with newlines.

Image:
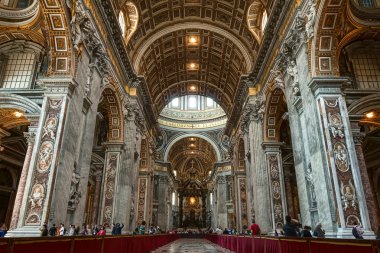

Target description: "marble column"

left=351, top=121, right=380, bottom=230
left=9, top=129, right=37, bottom=229
left=91, top=168, right=103, bottom=225
left=308, top=78, right=371, bottom=236
left=263, top=142, right=287, bottom=233
left=118, top=99, right=143, bottom=231
left=7, top=84, right=73, bottom=237
left=242, top=96, right=272, bottom=233
left=179, top=193, right=183, bottom=227
left=202, top=192, right=207, bottom=227
left=157, top=175, right=169, bottom=230
left=283, top=169, right=295, bottom=219
left=216, top=175, right=227, bottom=228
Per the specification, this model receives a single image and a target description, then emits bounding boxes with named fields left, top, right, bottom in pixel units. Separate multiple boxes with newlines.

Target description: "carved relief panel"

left=24, top=98, right=64, bottom=225
left=267, top=154, right=286, bottom=229
left=136, top=177, right=147, bottom=225
left=319, top=97, right=363, bottom=227
left=101, top=152, right=120, bottom=226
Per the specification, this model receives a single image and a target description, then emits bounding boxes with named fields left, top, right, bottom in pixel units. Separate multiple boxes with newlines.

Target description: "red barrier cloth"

left=12, top=239, right=71, bottom=253
left=230, top=236, right=237, bottom=251
left=103, top=237, right=124, bottom=253
left=236, top=236, right=252, bottom=253
left=132, top=235, right=145, bottom=253
left=310, top=240, right=373, bottom=253
left=279, top=238, right=309, bottom=253
left=253, top=237, right=265, bottom=253
left=265, top=238, right=280, bottom=253
left=73, top=237, right=102, bottom=253
left=0, top=241, right=8, bottom=253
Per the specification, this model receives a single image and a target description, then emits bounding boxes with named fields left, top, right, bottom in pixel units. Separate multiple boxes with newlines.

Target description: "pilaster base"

left=5, top=226, right=42, bottom=237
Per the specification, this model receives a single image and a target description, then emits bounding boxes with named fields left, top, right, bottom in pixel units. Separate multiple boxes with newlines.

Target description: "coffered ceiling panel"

left=168, top=137, right=217, bottom=174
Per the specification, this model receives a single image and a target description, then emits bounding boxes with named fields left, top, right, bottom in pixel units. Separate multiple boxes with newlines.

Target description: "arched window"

left=261, top=10, right=268, bottom=31
left=118, top=11, right=126, bottom=36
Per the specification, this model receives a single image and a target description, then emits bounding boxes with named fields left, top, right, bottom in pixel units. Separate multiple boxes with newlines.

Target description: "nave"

left=152, top=239, right=233, bottom=253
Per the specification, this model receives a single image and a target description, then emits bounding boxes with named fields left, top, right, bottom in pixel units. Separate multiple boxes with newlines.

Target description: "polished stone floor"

left=151, top=239, right=235, bottom=253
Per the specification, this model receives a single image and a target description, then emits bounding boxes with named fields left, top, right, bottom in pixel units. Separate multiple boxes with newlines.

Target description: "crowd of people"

left=38, top=222, right=124, bottom=236
left=213, top=216, right=380, bottom=240
left=37, top=220, right=165, bottom=237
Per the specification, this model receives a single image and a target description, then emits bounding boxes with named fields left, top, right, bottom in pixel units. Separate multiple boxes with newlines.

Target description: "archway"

left=265, top=87, right=300, bottom=222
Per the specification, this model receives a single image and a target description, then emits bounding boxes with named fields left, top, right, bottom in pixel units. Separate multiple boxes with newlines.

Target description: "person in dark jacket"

left=49, top=224, right=57, bottom=236
left=41, top=224, right=48, bottom=236
left=301, top=226, right=312, bottom=237
left=283, top=215, right=298, bottom=237
left=115, top=223, right=124, bottom=235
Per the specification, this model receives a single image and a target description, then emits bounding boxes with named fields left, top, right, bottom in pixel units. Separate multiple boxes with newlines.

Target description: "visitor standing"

left=49, top=224, right=57, bottom=236
left=250, top=219, right=261, bottom=236
left=301, top=226, right=312, bottom=237
left=313, top=222, right=325, bottom=238
left=97, top=226, right=106, bottom=236
left=139, top=221, right=146, bottom=234
left=59, top=223, right=65, bottom=236
left=352, top=221, right=364, bottom=239
left=41, top=224, right=48, bottom=236
left=116, top=223, right=124, bottom=235
left=0, top=223, right=7, bottom=237
left=283, top=215, right=298, bottom=237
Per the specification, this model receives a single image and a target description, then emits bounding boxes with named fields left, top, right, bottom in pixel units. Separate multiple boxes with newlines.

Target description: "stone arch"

left=119, top=1, right=138, bottom=45
left=0, top=0, right=74, bottom=75
left=97, top=86, right=124, bottom=142
left=311, top=0, right=380, bottom=77
left=164, top=133, right=222, bottom=162
left=264, top=88, right=288, bottom=141
left=0, top=0, right=39, bottom=27
left=0, top=93, right=41, bottom=115
left=348, top=94, right=380, bottom=116
left=246, top=0, right=266, bottom=43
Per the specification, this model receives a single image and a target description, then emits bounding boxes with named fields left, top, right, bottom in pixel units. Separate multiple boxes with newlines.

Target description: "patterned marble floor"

left=151, top=239, right=235, bottom=253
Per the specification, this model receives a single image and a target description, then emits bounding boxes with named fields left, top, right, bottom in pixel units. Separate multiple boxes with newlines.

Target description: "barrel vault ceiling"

left=120, top=0, right=261, bottom=117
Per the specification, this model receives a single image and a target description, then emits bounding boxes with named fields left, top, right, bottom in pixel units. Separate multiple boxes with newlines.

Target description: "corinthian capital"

left=241, top=96, right=265, bottom=131
left=23, top=131, right=36, bottom=145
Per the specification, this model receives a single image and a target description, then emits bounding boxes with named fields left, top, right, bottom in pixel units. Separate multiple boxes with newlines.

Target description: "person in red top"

left=250, top=219, right=261, bottom=236
left=97, top=226, right=106, bottom=236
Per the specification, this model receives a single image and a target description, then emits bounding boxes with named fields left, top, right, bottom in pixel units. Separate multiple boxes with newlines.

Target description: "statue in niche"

left=305, top=164, right=317, bottom=204
left=294, top=13, right=306, bottom=31
left=340, top=179, right=356, bottom=211
left=334, top=142, right=349, bottom=172
left=328, top=112, right=345, bottom=138
left=305, top=0, right=317, bottom=39
left=29, top=184, right=45, bottom=208
left=70, top=1, right=86, bottom=52
left=84, top=63, right=95, bottom=97
left=68, top=162, right=81, bottom=209
left=286, top=60, right=300, bottom=96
